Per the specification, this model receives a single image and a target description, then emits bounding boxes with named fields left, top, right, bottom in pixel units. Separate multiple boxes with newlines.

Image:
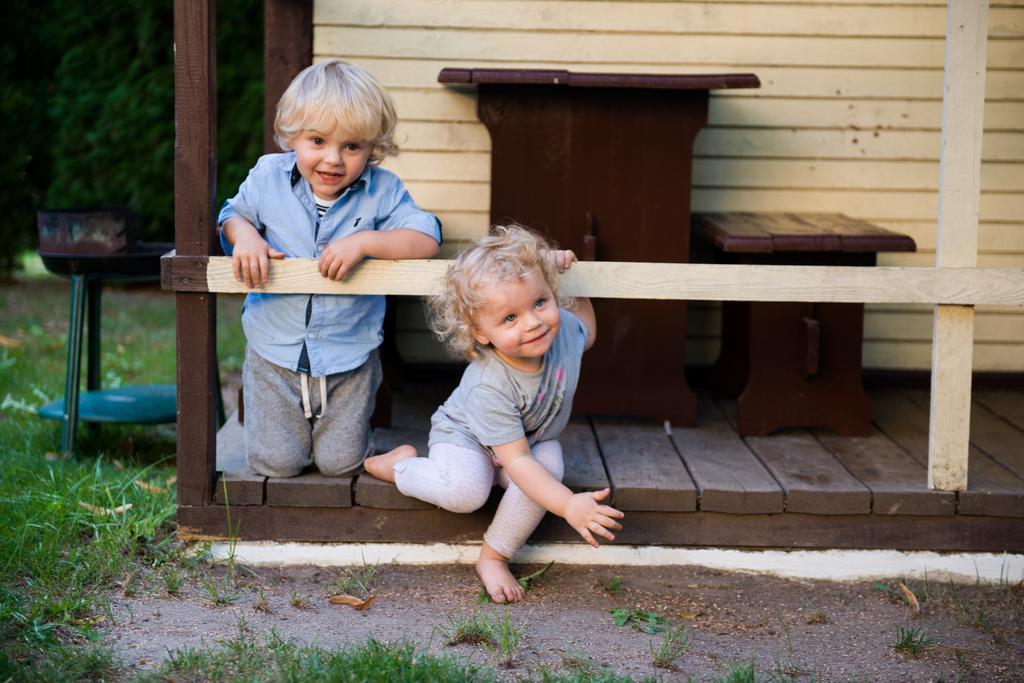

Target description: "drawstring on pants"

left=300, top=373, right=327, bottom=419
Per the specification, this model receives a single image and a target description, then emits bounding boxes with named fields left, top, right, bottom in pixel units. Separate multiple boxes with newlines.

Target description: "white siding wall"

left=314, top=0, right=1024, bottom=370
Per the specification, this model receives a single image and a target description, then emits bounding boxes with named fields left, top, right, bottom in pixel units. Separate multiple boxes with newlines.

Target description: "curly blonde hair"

left=274, top=60, right=399, bottom=162
left=429, top=225, right=563, bottom=361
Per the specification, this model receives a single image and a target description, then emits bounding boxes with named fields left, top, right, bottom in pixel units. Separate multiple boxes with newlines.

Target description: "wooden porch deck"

left=179, top=385, right=1024, bottom=553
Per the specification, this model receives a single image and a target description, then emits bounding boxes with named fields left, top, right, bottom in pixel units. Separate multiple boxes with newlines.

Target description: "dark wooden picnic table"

left=439, top=67, right=760, bottom=426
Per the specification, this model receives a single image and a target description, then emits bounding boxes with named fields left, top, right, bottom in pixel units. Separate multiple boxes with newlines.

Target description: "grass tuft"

left=650, top=624, right=689, bottom=670
left=289, top=590, right=311, bottom=610
left=491, top=606, right=524, bottom=667
left=440, top=612, right=496, bottom=647
left=160, top=567, right=184, bottom=596
left=328, top=560, right=380, bottom=598
left=200, top=576, right=241, bottom=607
left=891, top=625, right=934, bottom=657
left=714, top=660, right=757, bottom=683
left=437, top=608, right=524, bottom=667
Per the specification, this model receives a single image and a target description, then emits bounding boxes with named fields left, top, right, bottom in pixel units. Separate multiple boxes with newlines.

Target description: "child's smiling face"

left=471, top=265, right=561, bottom=373
left=290, top=128, right=371, bottom=201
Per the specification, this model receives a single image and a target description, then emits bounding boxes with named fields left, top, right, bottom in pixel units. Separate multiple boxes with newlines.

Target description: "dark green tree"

left=0, top=0, right=262, bottom=273
left=0, top=1, right=62, bottom=274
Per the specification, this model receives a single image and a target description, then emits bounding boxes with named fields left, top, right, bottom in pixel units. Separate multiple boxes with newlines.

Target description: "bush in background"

left=0, top=2, right=61, bottom=275
left=0, top=0, right=263, bottom=273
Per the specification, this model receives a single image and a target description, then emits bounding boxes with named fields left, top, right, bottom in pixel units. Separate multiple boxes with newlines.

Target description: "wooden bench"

left=692, top=212, right=916, bottom=436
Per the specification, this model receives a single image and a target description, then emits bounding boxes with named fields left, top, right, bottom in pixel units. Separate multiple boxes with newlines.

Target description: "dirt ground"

left=105, top=561, right=1023, bottom=681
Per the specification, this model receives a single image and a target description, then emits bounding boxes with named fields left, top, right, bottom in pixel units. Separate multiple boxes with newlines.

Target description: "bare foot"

left=363, top=444, right=417, bottom=483
left=476, top=542, right=524, bottom=604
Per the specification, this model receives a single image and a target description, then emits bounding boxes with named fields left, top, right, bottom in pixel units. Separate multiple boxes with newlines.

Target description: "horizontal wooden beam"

left=176, top=505, right=1024, bottom=552
left=161, top=254, right=1024, bottom=306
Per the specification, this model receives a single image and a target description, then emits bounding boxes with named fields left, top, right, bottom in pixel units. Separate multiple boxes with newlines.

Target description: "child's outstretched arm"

left=547, top=249, right=597, bottom=350
left=319, top=229, right=440, bottom=281
left=492, top=437, right=624, bottom=547
left=221, top=217, right=285, bottom=288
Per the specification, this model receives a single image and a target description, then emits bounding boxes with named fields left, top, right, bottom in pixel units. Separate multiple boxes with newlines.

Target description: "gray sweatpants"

left=242, top=346, right=382, bottom=478
left=393, top=440, right=564, bottom=558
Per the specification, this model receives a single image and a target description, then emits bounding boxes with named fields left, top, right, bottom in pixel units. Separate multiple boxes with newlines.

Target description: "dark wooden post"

left=264, top=0, right=312, bottom=152
left=174, top=0, right=219, bottom=506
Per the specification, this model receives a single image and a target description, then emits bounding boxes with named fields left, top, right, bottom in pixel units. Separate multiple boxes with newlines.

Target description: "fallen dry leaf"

left=78, top=502, right=133, bottom=516
left=44, top=451, right=60, bottom=461
left=328, top=594, right=375, bottom=610
left=112, top=459, right=126, bottom=471
left=133, top=479, right=166, bottom=494
left=0, top=334, right=22, bottom=349
left=166, top=475, right=178, bottom=486
left=899, top=582, right=920, bottom=613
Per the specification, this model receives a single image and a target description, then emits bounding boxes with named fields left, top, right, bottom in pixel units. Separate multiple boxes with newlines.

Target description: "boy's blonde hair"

left=274, top=60, right=398, bottom=162
left=429, top=225, right=562, bottom=361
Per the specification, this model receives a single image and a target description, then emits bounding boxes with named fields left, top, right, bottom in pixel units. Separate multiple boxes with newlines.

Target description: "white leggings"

left=393, top=440, right=564, bottom=558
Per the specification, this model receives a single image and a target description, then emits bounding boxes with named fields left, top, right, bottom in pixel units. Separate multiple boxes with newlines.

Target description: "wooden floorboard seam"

left=712, top=397, right=788, bottom=504
left=968, top=400, right=1024, bottom=481
left=664, top=421, right=703, bottom=509
left=584, top=415, right=617, bottom=496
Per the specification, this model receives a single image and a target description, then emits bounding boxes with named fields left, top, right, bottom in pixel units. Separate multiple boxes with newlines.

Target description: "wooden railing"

left=165, top=256, right=1024, bottom=307
left=162, top=251, right=1024, bottom=496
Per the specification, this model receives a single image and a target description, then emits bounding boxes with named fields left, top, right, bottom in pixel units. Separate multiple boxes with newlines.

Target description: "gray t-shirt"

left=429, top=308, right=588, bottom=453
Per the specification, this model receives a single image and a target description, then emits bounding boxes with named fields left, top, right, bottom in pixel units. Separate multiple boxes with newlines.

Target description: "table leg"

left=712, top=301, right=751, bottom=398
left=738, top=302, right=870, bottom=436
left=60, top=274, right=87, bottom=458
left=87, top=277, right=101, bottom=391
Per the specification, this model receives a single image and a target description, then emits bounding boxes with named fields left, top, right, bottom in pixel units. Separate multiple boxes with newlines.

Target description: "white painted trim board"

left=205, top=542, right=1024, bottom=584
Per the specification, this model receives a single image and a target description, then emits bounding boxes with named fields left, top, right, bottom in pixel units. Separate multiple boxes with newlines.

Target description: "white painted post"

left=928, top=0, right=989, bottom=491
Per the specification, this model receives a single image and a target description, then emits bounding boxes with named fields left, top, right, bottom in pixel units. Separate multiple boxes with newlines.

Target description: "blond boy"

left=219, top=60, right=441, bottom=478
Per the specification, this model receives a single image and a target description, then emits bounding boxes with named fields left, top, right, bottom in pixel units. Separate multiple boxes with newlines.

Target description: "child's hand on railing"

left=231, top=224, right=284, bottom=288
left=319, top=233, right=365, bottom=281
left=563, top=488, right=624, bottom=547
left=548, top=249, right=578, bottom=273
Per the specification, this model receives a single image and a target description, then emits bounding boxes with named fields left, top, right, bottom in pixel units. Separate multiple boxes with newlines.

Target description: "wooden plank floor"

left=191, top=387, right=1024, bottom=552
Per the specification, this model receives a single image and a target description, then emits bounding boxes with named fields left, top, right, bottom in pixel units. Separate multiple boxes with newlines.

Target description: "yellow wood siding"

left=314, top=0, right=1024, bottom=371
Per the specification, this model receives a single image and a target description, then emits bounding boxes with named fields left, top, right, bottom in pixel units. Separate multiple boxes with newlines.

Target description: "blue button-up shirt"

left=218, top=152, right=442, bottom=376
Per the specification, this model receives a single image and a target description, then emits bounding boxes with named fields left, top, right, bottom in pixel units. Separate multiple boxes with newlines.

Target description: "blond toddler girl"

left=365, top=226, right=624, bottom=603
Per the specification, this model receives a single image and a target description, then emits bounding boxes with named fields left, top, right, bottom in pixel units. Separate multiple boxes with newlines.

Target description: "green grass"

left=713, top=660, right=757, bottom=683
left=490, top=606, right=524, bottom=667
left=139, top=621, right=655, bottom=683
left=139, top=623, right=494, bottom=683
left=440, top=611, right=497, bottom=647
left=327, top=559, right=380, bottom=597
left=0, top=269, right=245, bottom=678
left=536, top=661, right=650, bottom=683
left=438, top=607, right=524, bottom=666
left=891, top=625, right=935, bottom=657
left=650, top=624, right=690, bottom=670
